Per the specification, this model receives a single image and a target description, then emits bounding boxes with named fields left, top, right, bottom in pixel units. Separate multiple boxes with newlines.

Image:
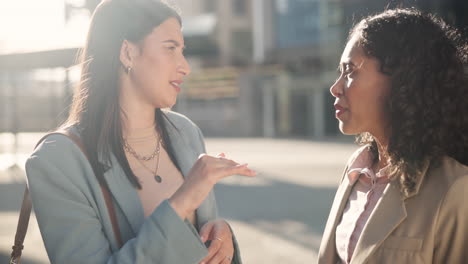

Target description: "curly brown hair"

left=351, top=8, right=468, bottom=196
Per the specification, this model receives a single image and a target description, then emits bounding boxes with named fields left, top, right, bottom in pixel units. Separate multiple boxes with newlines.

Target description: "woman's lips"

left=334, top=104, right=348, bottom=119
left=170, top=81, right=181, bottom=93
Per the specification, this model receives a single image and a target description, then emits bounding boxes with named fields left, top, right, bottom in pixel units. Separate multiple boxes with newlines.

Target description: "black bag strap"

left=10, top=130, right=123, bottom=264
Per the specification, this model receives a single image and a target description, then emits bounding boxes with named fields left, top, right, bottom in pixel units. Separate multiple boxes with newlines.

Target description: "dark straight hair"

left=63, top=0, right=182, bottom=189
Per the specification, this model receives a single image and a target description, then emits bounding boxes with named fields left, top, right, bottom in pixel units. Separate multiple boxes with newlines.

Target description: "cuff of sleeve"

left=149, top=200, right=208, bottom=263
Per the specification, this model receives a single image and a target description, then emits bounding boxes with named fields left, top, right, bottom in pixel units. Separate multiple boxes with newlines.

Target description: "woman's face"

left=129, top=17, right=190, bottom=108
left=330, top=35, right=391, bottom=139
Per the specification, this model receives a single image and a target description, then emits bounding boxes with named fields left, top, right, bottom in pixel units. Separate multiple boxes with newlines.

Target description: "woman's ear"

left=119, top=39, right=138, bottom=70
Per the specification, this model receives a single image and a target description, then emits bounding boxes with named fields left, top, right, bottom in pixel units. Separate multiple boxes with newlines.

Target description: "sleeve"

left=193, top=125, right=243, bottom=264
left=26, top=136, right=208, bottom=264
left=433, top=175, right=468, bottom=263
left=194, top=123, right=207, bottom=154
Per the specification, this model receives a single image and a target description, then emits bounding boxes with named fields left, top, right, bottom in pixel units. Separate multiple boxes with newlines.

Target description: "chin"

left=338, top=122, right=359, bottom=135
left=156, top=98, right=177, bottom=109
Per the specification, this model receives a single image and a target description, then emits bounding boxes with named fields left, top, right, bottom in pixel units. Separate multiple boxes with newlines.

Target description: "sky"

left=0, top=0, right=89, bottom=54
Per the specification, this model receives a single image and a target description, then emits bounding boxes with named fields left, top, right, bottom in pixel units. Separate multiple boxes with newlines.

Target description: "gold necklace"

left=124, top=138, right=160, bottom=161
left=125, top=138, right=163, bottom=183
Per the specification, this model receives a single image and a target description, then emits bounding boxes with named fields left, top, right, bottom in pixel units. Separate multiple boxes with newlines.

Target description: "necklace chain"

left=124, top=137, right=163, bottom=183
left=124, top=137, right=160, bottom=161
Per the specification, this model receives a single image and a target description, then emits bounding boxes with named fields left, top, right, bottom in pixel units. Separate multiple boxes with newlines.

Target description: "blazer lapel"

left=102, top=154, right=145, bottom=235
left=350, top=180, right=407, bottom=264
left=69, top=126, right=144, bottom=235
left=350, top=160, right=431, bottom=263
left=320, top=146, right=371, bottom=262
left=319, top=175, right=355, bottom=262
left=165, top=124, right=197, bottom=181
left=165, top=122, right=216, bottom=229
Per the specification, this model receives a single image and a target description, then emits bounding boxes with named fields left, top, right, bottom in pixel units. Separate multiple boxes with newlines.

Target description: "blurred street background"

left=0, top=0, right=466, bottom=263
left=0, top=133, right=356, bottom=263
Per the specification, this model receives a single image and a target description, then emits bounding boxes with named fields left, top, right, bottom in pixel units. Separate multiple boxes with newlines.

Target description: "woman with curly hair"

left=318, top=8, right=468, bottom=264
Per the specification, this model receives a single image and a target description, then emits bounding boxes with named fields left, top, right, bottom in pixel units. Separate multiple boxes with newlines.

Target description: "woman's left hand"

left=199, top=219, right=234, bottom=264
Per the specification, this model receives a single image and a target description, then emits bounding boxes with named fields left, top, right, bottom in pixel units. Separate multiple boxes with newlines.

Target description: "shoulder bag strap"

left=10, top=187, right=32, bottom=264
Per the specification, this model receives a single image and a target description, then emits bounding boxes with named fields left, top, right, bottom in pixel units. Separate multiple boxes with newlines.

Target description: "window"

left=204, top=0, right=217, bottom=13
left=233, top=0, right=247, bottom=16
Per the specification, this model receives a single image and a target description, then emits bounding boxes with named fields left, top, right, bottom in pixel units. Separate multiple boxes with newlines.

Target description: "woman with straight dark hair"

left=25, top=0, right=255, bottom=263
left=319, top=8, right=468, bottom=264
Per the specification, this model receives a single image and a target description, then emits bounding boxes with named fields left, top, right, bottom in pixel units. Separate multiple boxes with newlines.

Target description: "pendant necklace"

left=124, top=137, right=163, bottom=183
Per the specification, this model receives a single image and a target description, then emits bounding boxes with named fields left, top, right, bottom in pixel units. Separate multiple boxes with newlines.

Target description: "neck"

left=374, top=135, right=389, bottom=170
left=121, top=107, right=158, bottom=139
left=119, top=75, right=158, bottom=139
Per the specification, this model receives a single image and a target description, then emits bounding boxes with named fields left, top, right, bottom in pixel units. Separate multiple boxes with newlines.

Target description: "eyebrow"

left=337, top=61, right=356, bottom=72
left=162, top=39, right=185, bottom=49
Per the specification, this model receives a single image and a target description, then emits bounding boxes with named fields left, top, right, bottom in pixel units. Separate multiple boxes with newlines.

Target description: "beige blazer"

left=318, top=146, right=468, bottom=264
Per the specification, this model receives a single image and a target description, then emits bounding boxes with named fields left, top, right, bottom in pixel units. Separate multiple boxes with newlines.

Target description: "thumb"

left=199, top=221, right=215, bottom=243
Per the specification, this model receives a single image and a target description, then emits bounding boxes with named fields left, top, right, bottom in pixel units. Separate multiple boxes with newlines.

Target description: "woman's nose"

left=330, top=77, right=343, bottom=98
left=178, top=55, right=191, bottom=77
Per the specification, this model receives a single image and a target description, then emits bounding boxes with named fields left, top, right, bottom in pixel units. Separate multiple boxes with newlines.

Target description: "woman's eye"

left=167, top=46, right=176, bottom=51
left=344, top=67, right=354, bottom=76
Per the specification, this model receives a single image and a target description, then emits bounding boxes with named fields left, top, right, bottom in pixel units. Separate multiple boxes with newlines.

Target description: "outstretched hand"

left=170, top=153, right=256, bottom=220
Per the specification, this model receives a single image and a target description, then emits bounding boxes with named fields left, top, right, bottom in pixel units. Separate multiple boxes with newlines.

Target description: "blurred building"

left=174, top=0, right=467, bottom=138
left=173, top=0, right=344, bottom=138
left=1, top=0, right=466, bottom=139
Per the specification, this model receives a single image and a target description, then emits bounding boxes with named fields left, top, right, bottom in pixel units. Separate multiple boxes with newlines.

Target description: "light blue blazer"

left=26, top=111, right=241, bottom=264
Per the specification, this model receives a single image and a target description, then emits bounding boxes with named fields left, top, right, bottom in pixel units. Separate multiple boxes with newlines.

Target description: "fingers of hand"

left=198, top=154, right=237, bottom=167
left=206, top=239, right=234, bottom=264
left=195, top=154, right=256, bottom=180
left=200, top=238, right=222, bottom=264
left=222, top=163, right=257, bottom=178
left=199, top=222, right=215, bottom=243
left=221, top=256, right=232, bottom=264
left=199, top=154, right=239, bottom=170
left=215, top=153, right=237, bottom=166
left=206, top=220, right=233, bottom=264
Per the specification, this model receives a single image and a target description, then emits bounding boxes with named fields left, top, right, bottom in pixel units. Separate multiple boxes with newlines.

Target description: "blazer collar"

left=164, top=120, right=199, bottom=180
left=102, top=154, right=144, bottom=234
left=319, top=174, right=355, bottom=262
left=165, top=122, right=216, bottom=228
left=350, top=180, right=406, bottom=264
left=320, top=145, right=371, bottom=261
left=319, top=145, right=434, bottom=264
left=350, top=159, right=432, bottom=263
